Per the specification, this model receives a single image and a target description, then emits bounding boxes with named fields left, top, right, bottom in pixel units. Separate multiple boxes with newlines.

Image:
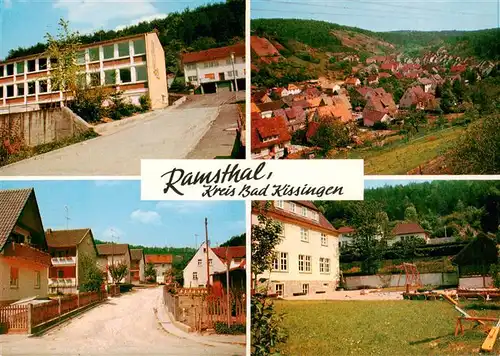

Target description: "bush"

left=107, top=90, right=140, bottom=120
left=68, top=87, right=109, bottom=122
left=372, top=121, right=389, bottom=130
left=214, top=322, right=245, bottom=335
left=251, top=295, right=288, bottom=356
left=139, top=95, right=152, bottom=112
left=119, top=283, right=134, bottom=293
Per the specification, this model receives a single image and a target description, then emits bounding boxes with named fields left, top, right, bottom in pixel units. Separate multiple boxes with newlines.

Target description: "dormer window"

left=301, top=207, right=307, bottom=217
left=313, top=211, right=319, bottom=221
left=276, top=200, right=284, bottom=209
left=290, top=202, right=296, bottom=213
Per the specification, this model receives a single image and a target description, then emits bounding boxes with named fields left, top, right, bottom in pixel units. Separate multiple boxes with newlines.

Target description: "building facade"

left=145, top=254, right=172, bottom=284
left=130, top=249, right=145, bottom=284
left=182, top=43, right=245, bottom=94
left=251, top=201, right=340, bottom=298
left=0, top=188, right=51, bottom=305
left=96, top=244, right=132, bottom=284
left=45, top=228, right=99, bottom=294
left=0, top=31, right=168, bottom=114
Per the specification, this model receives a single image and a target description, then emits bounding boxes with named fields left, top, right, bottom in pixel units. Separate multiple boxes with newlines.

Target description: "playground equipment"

left=396, top=263, right=422, bottom=293
left=482, top=318, right=500, bottom=352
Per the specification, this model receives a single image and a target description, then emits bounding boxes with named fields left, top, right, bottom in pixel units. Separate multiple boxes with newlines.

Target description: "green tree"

left=145, top=262, right=157, bottom=282
left=109, top=261, right=129, bottom=284
left=404, top=204, right=418, bottom=222
left=404, top=109, right=427, bottom=133
left=79, top=253, right=104, bottom=292
left=310, top=117, right=351, bottom=153
left=221, top=233, right=246, bottom=247
left=45, top=18, right=81, bottom=104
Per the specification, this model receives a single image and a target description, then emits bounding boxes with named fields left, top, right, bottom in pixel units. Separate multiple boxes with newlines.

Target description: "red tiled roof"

left=306, top=121, right=320, bottom=139
left=145, top=254, right=173, bottom=264
left=451, top=64, right=467, bottom=73
left=251, top=116, right=291, bottom=151
left=0, top=188, right=33, bottom=250
left=392, top=223, right=426, bottom=236
left=345, top=77, right=359, bottom=85
left=363, top=109, right=387, bottom=126
left=338, top=226, right=355, bottom=233
left=212, top=246, right=245, bottom=262
left=182, top=43, right=245, bottom=64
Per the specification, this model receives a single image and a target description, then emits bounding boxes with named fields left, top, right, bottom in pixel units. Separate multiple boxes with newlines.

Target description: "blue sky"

left=0, top=0, right=221, bottom=59
left=252, top=0, right=499, bottom=32
left=0, top=180, right=246, bottom=248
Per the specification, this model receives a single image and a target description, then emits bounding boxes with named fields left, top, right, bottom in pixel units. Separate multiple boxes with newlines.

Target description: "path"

left=0, top=288, right=244, bottom=356
left=0, top=92, right=242, bottom=176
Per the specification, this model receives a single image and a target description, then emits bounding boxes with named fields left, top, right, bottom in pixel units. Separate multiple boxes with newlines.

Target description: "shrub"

left=251, top=295, right=288, bottom=356
left=372, top=121, right=389, bottom=130
left=119, top=283, right=134, bottom=293
left=107, top=90, right=139, bottom=120
left=68, top=87, right=109, bottom=122
left=214, top=322, right=245, bottom=335
left=139, top=94, right=152, bottom=112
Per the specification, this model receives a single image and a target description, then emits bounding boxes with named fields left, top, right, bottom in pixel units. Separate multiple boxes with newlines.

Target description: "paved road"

left=0, top=288, right=244, bottom=356
left=0, top=92, right=243, bottom=176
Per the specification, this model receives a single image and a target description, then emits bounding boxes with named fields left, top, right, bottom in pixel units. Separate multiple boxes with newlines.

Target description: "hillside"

left=5, top=0, right=245, bottom=74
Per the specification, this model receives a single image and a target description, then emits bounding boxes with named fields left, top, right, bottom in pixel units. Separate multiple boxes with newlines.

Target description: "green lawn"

left=275, top=300, right=500, bottom=355
left=342, top=127, right=465, bottom=175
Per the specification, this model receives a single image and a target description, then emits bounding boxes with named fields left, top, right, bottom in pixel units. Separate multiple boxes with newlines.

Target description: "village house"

left=256, top=100, right=285, bottom=118
left=183, top=244, right=246, bottom=290
left=145, top=254, right=173, bottom=284
left=182, top=43, right=245, bottom=94
left=251, top=114, right=291, bottom=159
left=0, top=188, right=51, bottom=305
left=45, top=228, right=99, bottom=294
left=252, top=201, right=340, bottom=298
left=252, top=91, right=272, bottom=104
left=367, top=74, right=379, bottom=85
left=286, top=83, right=301, bottom=96
left=130, top=249, right=145, bottom=284
left=337, top=227, right=355, bottom=249
left=362, top=89, right=397, bottom=127
left=0, top=31, right=169, bottom=114
left=96, top=244, right=132, bottom=284
left=418, top=77, right=434, bottom=93
left=345, top=77, right=361, bottom=88
left=399, top=86, right=438, bottom=110
left=388, top=223, right=430, bottom=246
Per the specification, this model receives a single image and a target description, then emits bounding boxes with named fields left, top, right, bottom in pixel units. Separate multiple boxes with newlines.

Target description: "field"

left=275, top=300, right=500, bottom=355
left=341, top=127, right=465, bottom=175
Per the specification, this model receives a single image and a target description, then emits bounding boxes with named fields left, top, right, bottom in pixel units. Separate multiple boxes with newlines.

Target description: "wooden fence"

left=0, top=291, right=105, bottom=334
left=163, top=286, right=245, bottom=332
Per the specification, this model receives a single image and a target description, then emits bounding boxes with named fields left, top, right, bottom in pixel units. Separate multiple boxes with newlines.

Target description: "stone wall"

left=0, top=107, right=92, bottom=147
left=344, top=272, right=459, bottom=290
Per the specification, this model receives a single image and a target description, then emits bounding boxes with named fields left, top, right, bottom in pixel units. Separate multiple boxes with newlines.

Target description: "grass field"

left=275, top=300, right=500, bottom=355
left=342, top=127, right=465, bottom=175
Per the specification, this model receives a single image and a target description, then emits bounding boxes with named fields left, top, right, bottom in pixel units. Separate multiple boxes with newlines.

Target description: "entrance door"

left=219, top=72, right=225, bottom=81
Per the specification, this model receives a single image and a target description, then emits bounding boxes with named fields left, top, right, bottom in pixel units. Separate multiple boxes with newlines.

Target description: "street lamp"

left=230, top=52, right=238, bottom=92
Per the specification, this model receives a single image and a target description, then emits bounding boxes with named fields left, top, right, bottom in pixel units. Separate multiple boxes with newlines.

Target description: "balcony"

left=48, top=278, right=76, bottom=287
left=2, top=242, right=51, bottom=266
left=51, top=256, right=77, bottom=266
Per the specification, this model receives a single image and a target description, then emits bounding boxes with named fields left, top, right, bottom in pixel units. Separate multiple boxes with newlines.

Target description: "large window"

left=0, top=86, right=3, bottom=98
left=319, top=257, right=330, bottom=273
left=16, top=62, right=24, bottom=74
left=10, top=267, right=19, bottom=288
left=298, top=254, right=312, bottom=272
left=104, top=70, right=116, bottom=85
left=119, top=68, right=132, bottom=83
left=0, top=65, right=3, bottom=77
left=186, top=63, right=196, bottom=71
left=6, top=63, right=14, bottom=76
left=135, top=65, right=148, bottom=82
left=133, top=39, right=146, bottom=55
left=203, top=61, right=218, bottom=68
left=39, top=58, right=47, bottom=70
left=6, top=85, right=14, bottom=97
left=27, top=82, right=36, bottom=95
left=27, top=59, right=36, bottom=72
left=38, top=80, right=48, bottom=93
left=103, top=44, right=114, bottom=60
left=88, top=47, right=100, bottom=62
left=272, top=252, right=288, bottom=272
left=321, top=233, right=328, bottom=247
left=300, top=228, right=309, bottom=242
left=118, top=42, right=130, bottom=57
left=16, top=83, right=24, bottom=97
left=77, top=50, right=86, bottom=64
left=90, top=72, right=101, bottom=87
left=275, top=200, right=284, bottom=209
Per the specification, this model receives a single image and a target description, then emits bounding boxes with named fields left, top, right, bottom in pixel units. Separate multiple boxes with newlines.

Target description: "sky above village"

left=252, top=0, right=499, bottom=32
left=0, top=180, right=246, bottom=248
left=0, top=0, right=220, bottom=59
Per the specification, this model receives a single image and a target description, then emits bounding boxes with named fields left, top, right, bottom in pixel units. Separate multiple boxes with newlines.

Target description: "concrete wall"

left=344, top=272, right=459, bottom=289
left=459, top=276, right=493, bottom=289
left=0, top=258, right=48, bottom=303
left=0, top=107, right=91, bottom=147
left=145, top=32, right=168, bottom=109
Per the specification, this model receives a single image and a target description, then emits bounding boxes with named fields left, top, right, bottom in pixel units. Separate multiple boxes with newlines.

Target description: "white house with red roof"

left=181, top=43, right=245, bottom=94
left=145, top=254, right=172, bottom=284
left=251, top=201, right=340, bottom=298
left=182, top=243, right=245, bottom=288
left=337, top=226, right=356, bottom=249
left=251, top=115, right=291, bottom=159
left=389, top=222, right=429, bottom=246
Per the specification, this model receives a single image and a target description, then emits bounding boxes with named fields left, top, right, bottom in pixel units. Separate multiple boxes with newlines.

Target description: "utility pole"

left=225, top=246, right=231, bottom=327
left=205, top=218, right=210, bottom=289
left=64, top=205, right=70, bottom=229
left=230, top=52, right=238, bottom=92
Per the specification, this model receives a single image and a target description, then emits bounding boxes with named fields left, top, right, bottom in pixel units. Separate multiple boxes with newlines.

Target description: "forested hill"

left=316, top=181, right=500, bottom=236
left=252, top=18, right=500, bottom=61
left=5, top=0, right=245, bottom=73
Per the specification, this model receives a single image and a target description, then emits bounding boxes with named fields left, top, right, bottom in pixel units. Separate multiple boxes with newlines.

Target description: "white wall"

left=345, top=272, right=458, bottom=289
left=183, top=55, right=245, bottom=85
left=183, top=242, right=225, bottom=288
left=387, top=232, right=427, bottom=246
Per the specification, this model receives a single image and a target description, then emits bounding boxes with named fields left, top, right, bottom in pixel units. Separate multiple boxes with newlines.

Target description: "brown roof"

left=363, top=109, right=388, bottom=126
left=46, top=228, right=91, bottom=247
left=251, top=116, right=291, bottom=151
left=0, top=188, right=33, bottom=250
left=257, top=100, right=285, bottom=112
left=338, top=226, right=355, bottom=234
left=145, top=254, right=173, bottom=264
left=182, top=43, right=245, bottom=64
left=96, top=243, right=130, bottom=256
left=130, top=249, right=144, bottom=262
left=252, top=201, right=336, bottom=234
left=212, top=246, right=245, bottom=262
left=392, top=223, right=426, bottom=236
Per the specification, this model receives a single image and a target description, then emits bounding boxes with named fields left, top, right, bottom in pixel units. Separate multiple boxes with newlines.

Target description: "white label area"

left=141, top=159, right=364, bottom=200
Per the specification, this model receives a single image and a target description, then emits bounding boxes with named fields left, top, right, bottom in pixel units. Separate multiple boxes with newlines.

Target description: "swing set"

left=396, top=263, right=422, bottom=293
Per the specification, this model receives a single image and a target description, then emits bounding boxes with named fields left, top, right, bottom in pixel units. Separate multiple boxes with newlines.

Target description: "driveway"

left=0, top=288, right=244, bottom=356
left=0, top=92, right=243, bottom=176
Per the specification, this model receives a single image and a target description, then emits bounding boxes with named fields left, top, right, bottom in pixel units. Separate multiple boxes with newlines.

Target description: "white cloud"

left=130, top=209, right=162, bottom=225
left=115, top=13, right=168, bottom=31
left=101, top=227, right=125, bottom=242
left=53, top=0, right=159, bottom=30
left=156, top=201, right=220, bottom=214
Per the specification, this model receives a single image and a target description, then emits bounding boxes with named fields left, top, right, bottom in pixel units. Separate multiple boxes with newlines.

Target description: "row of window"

left=197, top=258, right=213, bottom=266
left=272, top=252, right=331, bottom=273
left=275, top=283, right=313, bottom=296
left=0, top=39, right=145, bottom=78
left=185, top=57, right=245, bottom=71
left=278, top=221, right=329, bottom=246
left=0, top=66, right=147, bottom=99
left=187, top=70, right=240, bottom=82
left=275, top=201, right=320, bottom=222
left=10, top=267, right=41, bottom=289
